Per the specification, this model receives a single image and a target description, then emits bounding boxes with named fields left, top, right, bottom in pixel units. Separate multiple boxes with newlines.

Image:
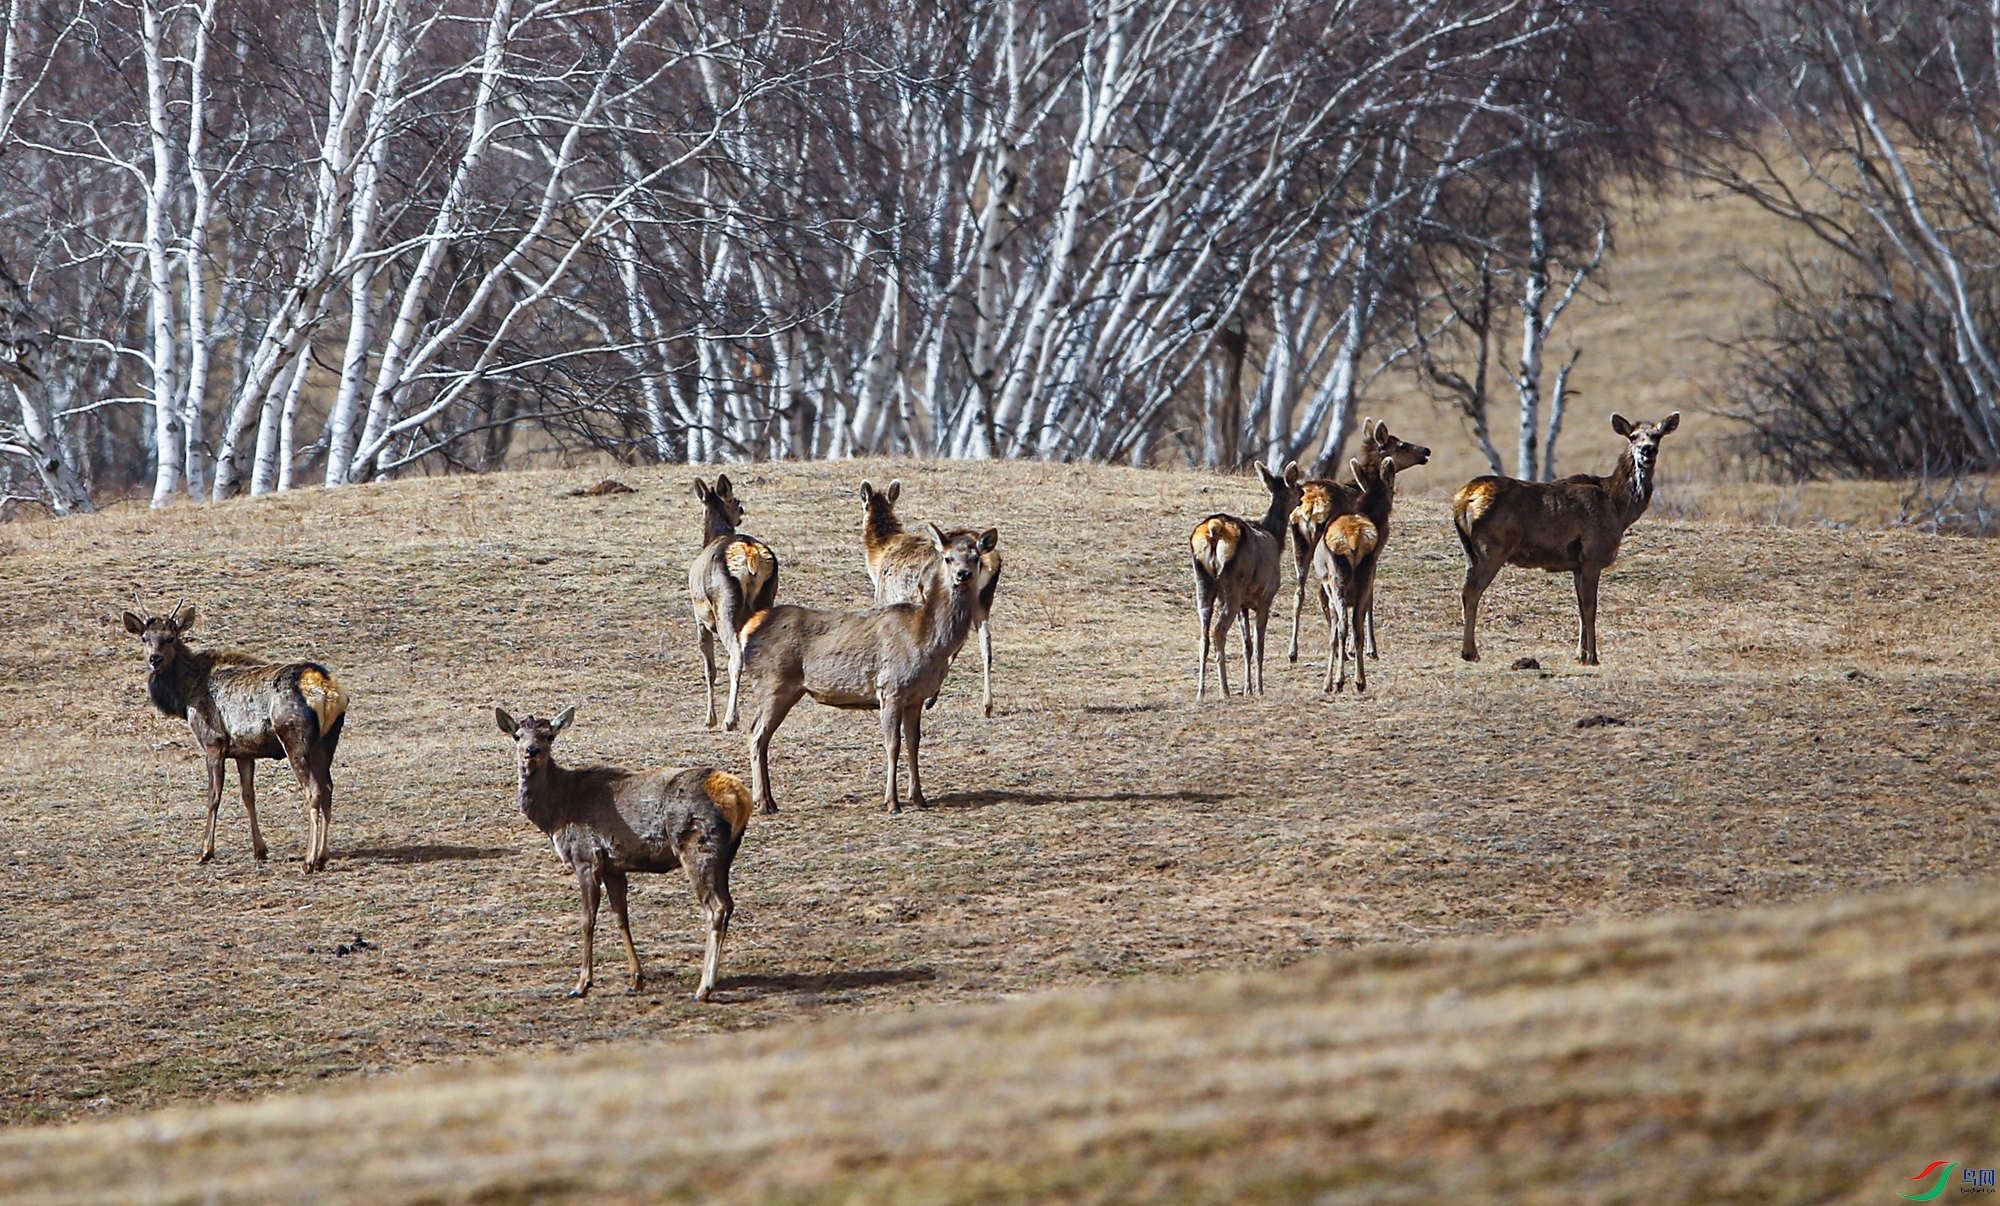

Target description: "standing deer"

left=496, top=705, right=751, bottom=1001
left=122, top=603, right=346, bottom=871
left=687, top=474, right=779, bottom=731
left=736, top=524, right=996, bottom=814
left=1314, top=459, right=1399, bottom=694
left=1285, top=419, right=1431, bottom=662
left=1454, top=411, right=1681, bottom=665
left=1189, top=462, right=1299, bottom=700
left=859, top=479, right=1003, bottom=716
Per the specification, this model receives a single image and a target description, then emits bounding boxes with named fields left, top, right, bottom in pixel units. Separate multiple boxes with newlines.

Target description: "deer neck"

left=919, top=577, right=979, bottom=656
left=1609, top=448, right=1655, bottom=520
left=147, top=648, right=209, bottom=718
left=863, top=500, right=903, bottom=550
left=700, top=503, right=737, bottom=546
left=1257, top=487, right=1292, bottom=541
left=517, top=758, right=573, bottom=835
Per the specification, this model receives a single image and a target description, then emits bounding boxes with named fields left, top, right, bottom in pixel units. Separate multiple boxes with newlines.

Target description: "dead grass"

left=0, top=451, right=1995, bottom=1148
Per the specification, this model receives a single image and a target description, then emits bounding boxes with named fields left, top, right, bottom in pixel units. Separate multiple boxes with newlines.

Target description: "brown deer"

left=736, top=524, right=996, bottom=814
left=860, top=479, right=1003, bottom=716
left=496, top=705, right=751, bottom=1001
left=687, top=474, right=779, bottom=731
left=1190, top=461, right=1299, bottom=700
left=122, top=603, right=346, bottom=871
left=1314, top=458, right=1399, bottom=694
left=1285, top=419, right=1431, bottom=663
left=1454, top=412, right=1681, bottom=665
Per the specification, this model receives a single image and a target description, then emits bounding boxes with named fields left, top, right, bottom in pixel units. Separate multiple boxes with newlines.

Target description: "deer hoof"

left=1461, top=649, right=1480, bottom=662
left=568, top=985, right=589, bottom=999
left=628, top=978, right=642, bottom=995
left=252, top=847, right=268, bottom=862
left=757, top=801, right=779, bottom=815
left=692, top=986, right=711, bottom=1003
left=197, top=850, right=214, bottom=864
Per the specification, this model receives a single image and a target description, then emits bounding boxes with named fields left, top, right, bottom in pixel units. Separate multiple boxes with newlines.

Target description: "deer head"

left=122, top=601, right=197, bottom=670
left=496, top=705, right=576, bottom=771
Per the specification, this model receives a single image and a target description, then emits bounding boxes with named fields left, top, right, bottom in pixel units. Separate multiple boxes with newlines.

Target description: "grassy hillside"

left=3, top=878, right=1996, bottom=1203
left=0, top=451, right=1994, bottom=1143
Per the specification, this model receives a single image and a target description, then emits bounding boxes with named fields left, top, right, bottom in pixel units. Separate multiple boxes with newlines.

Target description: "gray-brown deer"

left=1314, top=458, right=1398, bottom=694
left=1285, top=419, right=1431, bottom=663
left=122, top=603, right=346, bottom=871
left=860, top=478, right=1003, bottom=716
left=1190, top=462, right=1299, bottom=700
left=736, top=524, right=996, bottom=814
left=687, top=474, right=779, bottom=731
left=496, top=705, right=751, bottom=1001
left=1454, top=412, right=1681, bottom=665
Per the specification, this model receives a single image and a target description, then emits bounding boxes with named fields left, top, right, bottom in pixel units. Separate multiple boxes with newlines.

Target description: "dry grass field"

left=1, top=432, right=1997, bottom=1198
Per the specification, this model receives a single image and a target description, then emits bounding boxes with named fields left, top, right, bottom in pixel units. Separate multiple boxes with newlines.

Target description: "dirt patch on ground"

left=0, top=457, right=1993, bottom=1126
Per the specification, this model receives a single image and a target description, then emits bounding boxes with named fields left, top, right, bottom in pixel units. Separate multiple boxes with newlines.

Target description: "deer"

left=495, top=705, right=751, bottom=1001
left=1285, top=419, right=1431, bottom=663
left=736, top=523, right=997, bottom=814
left=1189, top=461, right=1299, bottom=701
left=1314, top=458, right=1399, bottom=694
left=859, top=478, right=1003, bottom=716
left=1454, top=411, right=1681, bottom=665
left=122, top=603, right=346, bottom=871
left=687, top=474, right=779, bottom=732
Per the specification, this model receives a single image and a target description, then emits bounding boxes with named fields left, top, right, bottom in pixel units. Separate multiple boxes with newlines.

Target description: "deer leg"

left=1461, top=556, right=1503, bottom=662
left=1574, top=568, right=1602, bottom=666
left=1286, top=536, right=1308, bottom=663
left=903, top=706, right=926, bottom=809
left=880, top=697, right=904, bottom=814
left=572, top=862, right=601, bottom=998
left=279, top=735, right=321, bottom=873
left=1353, top=586, right=1372, bottom=693
left=1334, top=592, right=1352, bottom=693
left=1194, top=581, right=1215, bottom=701
left=199, top=752, right=225, bottom=863
left=697, top=624, right=718, bottom=729
left=602, top=868, right=642, bottom=993
left=978, top=617, right=994, bottom=718
left=691, top=852, right=733, bottom=1003
left=237, top=757, right=267, bottom=861
left=306, top=745, right=335, bottom=871
left=1366, top=603, right=1380, bottom=660
left=1214, top=611, right=1234, bottom=698
left=748, top=690, right=800, bottom=814
left=719, top=595, right=751, bottom=733
left=1321, top=583, right=1339, bottom=693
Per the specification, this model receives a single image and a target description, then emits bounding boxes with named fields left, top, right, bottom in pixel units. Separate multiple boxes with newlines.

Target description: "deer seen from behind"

left=1453, top=412, right=1681, bottom=665
left=860, top=478, right=1003, bottom=717
left=1285, top=419, right=1431, bottom=663
left=687, top=474, right=779, bottom=731
left=1313, top=459, right=1399, bottom=694
left=496, top=705, right=751, bottom=1001
left=122, top=603, right=346, bottom=871
left=1189, top=461, right=1299, bottom=700
left=736, top=524, right=997, bottom=814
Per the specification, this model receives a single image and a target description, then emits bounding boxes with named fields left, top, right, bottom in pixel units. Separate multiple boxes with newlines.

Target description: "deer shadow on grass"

left=924, top=789, right=1226, bottom=811
left=719, top=966, right=938, bottom=997
left=342, top=843, right=517, bottom=865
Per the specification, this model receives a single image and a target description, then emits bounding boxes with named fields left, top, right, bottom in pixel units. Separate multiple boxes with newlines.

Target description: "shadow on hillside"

left=925, top=789, right=1225, bottom=811
left=720, top=966, right=938, bottom=996
left=342, top=844, right=517, bottom=864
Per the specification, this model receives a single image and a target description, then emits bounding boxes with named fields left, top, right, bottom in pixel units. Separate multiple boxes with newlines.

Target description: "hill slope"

left=3, top=878, right=1996, bottom=1203
left=0, top=456, right=1994, bottom=1138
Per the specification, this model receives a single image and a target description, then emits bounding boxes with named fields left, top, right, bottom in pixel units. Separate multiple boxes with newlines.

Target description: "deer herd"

left=120, top=409, right=1677, bottom=1002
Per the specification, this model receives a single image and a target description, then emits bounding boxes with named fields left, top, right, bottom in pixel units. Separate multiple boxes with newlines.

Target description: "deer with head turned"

left=1314, top=458, right=1398, bottom=694
left=1285, top=419, right=1431, bottom=663
left=1189, top=461, right=1299, bottom=700
left=860, top=478, right=1003, bottom=716
left=496, top=705, right=751, bottom=1001
left=122, top=603, right=346, bottom=871
left=687, top=474, right=779, bottom=731
left=736, top=523, right=997, bottom=814
left=1454, top=411, right=1681, bottom=665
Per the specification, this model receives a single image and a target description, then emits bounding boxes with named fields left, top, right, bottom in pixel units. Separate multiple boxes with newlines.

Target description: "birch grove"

left=0, top=0, right=1718, bottom=511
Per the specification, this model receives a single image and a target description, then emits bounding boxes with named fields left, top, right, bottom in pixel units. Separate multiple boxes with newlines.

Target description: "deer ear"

left=1349, top=457, right=1364, bottom=482
left=1373, top=420, right=1392, bottom=443
left=978, top=528, right=999, bottom=553
left=173, top=605, right=198, bottom=634
left=1380, top=460, right=1399, bottom=484
left=1282, top=460, right=1303, bottom=487
left=1657, top=411, right=1681, bottom=435
left=926, top=521, right=948, bottom=551
left=692, top=478, right=710, bottom=502
left=886, top=480, right=901, bottom=504
left=714, top=473, right=733, bottom=496
left=552, top=705, right=576, bottom=734
left=860, top=480, right=875, bottom=502
left=1257, top=462, right=1277, bottom=488
left=122, top=611, right=144, bottom=634
left=1610, top=413, right=1634, bottom=437
left=494, top=707, right=517, bottom=736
